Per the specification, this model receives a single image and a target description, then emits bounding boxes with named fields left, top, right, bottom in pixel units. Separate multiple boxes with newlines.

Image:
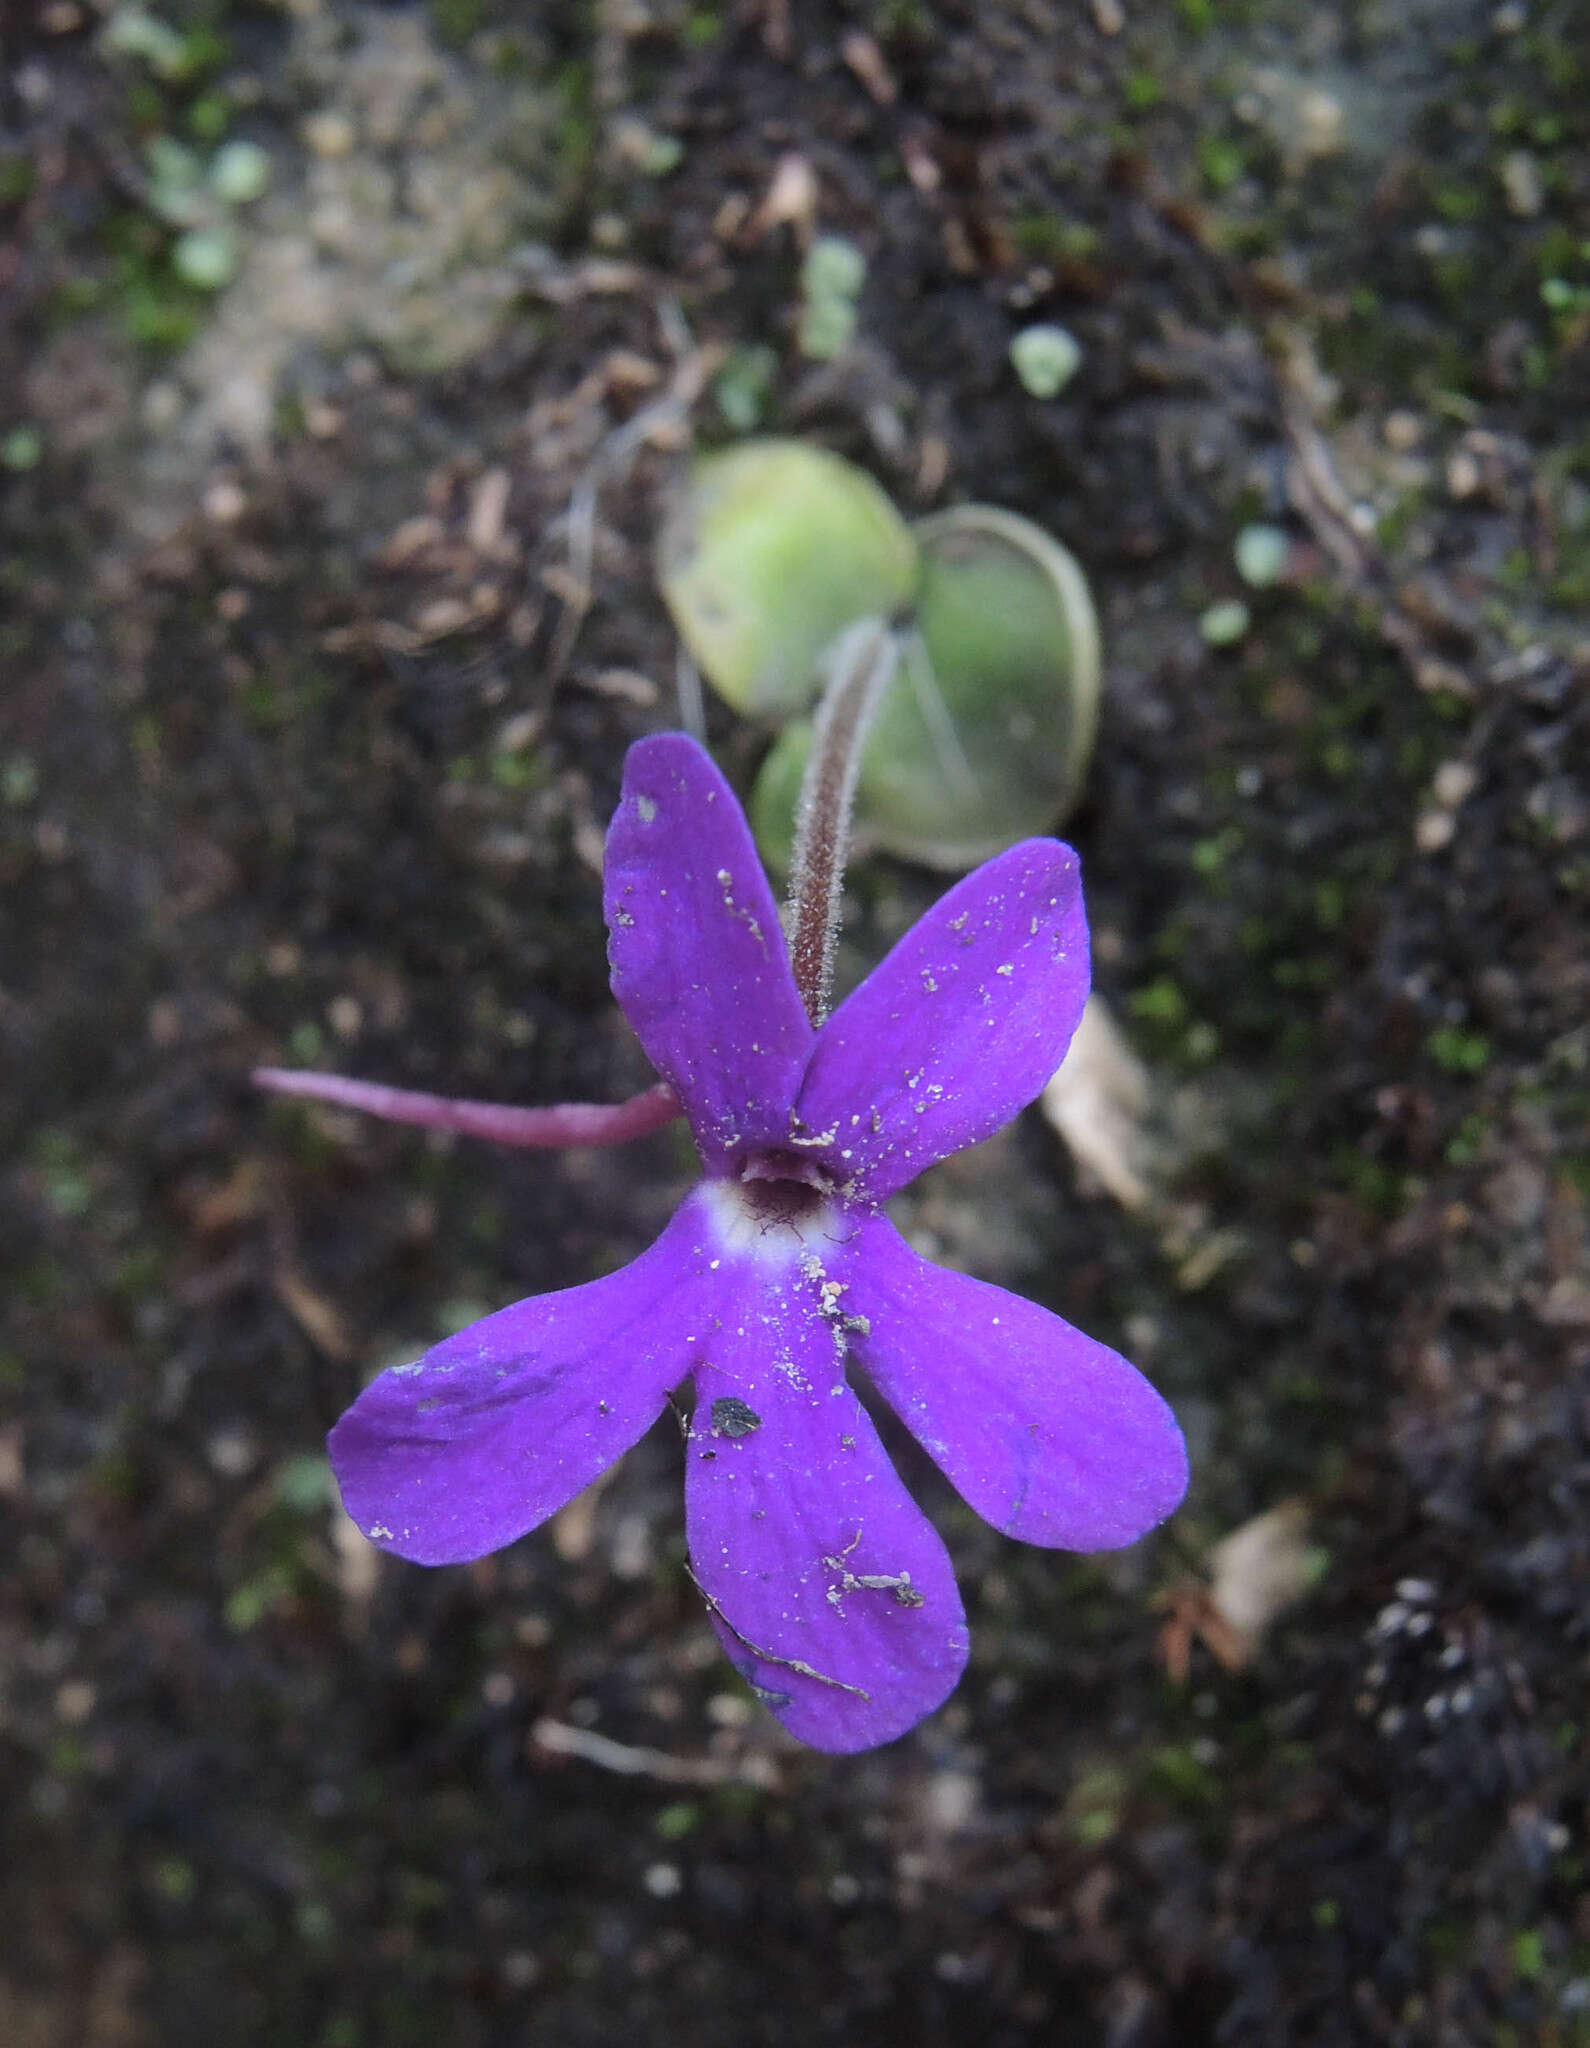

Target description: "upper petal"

left=604, top=734, right=812, bottom=1170
left=329, top=1200, right=720, bottom=1565
left=682, top=1251, right=967, bottom=1753
left=794, top=840, right=1089, bottom=1199
left=834, top=1214, right=1188, bottom=1550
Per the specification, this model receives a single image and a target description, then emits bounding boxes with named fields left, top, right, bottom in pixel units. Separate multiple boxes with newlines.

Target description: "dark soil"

left=3, top=2, right=1589, bottom=2044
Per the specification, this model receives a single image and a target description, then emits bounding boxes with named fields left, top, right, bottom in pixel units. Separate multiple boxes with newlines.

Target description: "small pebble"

left=203, top=478, right=247, bottom=524
left=327, top=995, right=363, bottom=1041
left=302, top=110, right=356, bottom=159
left=207, top=1429, right=257, bottom=1477
left=1382, top=409, right=1425, bottom=451
left=56, top=1680, right=95, bottom=1723
left=1431, top=760, right=1477, bottom=809
left=1296, top=89, right=1344, bottom=161
left=142, top=381, right=184, bottom=431
left=1500, top=149, right=1543, bottom=219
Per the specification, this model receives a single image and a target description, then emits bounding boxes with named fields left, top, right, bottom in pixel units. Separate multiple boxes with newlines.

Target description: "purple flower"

left=329, top=735, right=1187, bottom=1752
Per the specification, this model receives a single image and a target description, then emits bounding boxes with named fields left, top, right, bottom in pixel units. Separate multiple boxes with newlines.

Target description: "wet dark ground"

left=2, top=2, right=1589, bottom=2043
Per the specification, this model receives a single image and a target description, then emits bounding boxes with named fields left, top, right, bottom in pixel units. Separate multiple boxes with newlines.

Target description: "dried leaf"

left=272, top=1267, right=356, bottom=1360
left=1040, top=996, right=1153, bottom=1211
left=1209, top=1499, right=1317, bottom=1641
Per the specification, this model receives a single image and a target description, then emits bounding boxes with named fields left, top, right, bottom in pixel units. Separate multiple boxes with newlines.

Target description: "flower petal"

left=604, top=734, right=812, bottom=1170
left=795, top=840, right=1089, bottom=1198
left=684, top=1289, right=967, bottom=1753
left=329, top=1202, right=718, bottom=1565
left=834, top=1215, right=1188, bottom=1550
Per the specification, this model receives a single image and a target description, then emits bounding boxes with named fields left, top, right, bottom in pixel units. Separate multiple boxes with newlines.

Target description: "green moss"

left=1146, top=1743, right=1220, bottom=1807
left=1332, top=1145, right=1405, bottom=1218
left=1428, top=1025, right=1490, bottom=1075
left=186, top=90, right=230, bottom=141
left=1007, top=211, right=1101, bottom=263
left=288, top=1020, right=324, bottom=1064
left=1129, top=976, right=1188, bottom=1029
left=0, top=149, right=34, bottom=205
left=1191, top=827, right=1242, bottom=879
left=1123, top=68, right=1163, bottom=112
left=1533, top=35, right=1582, bottom=93
left=682, top=8, right=723, bottom=46
left=103, top=207, right=214, bottom=349
left=1423, top=1916, right=1466, bottom=1961
left=489, top=747, right=544, bottom=791
left=1312, top=878, right=1345, bottom=930
left=35, top=1129, right=92, bottom=1219
left=551, top=60, right=596, bottom=174
left=1511, top=1928, right=1546, bottom=1981
left=1198, top=133, right=1246, bottom=193
left=433, top=0, right=492, bottom=46
left=1, top=753, right=39, bottom=804
left=1270, top=955, right=1329, bottom=991
left=1063, top=1765, right=1126, bottom=1845
left=224, top=1562, right=294, bottom=1632
left=1432, top=184, right=1485, bottom=224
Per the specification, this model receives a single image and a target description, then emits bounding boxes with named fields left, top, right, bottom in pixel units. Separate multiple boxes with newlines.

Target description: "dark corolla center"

left=734, top=1146, right=835, bottom=1229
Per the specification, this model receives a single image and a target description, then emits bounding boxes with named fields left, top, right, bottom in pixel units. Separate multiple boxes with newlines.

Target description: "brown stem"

left=786, top=617, right=899, bottom=1025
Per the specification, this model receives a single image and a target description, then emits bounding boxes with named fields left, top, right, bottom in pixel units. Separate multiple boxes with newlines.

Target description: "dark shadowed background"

left=2, top=1, right=1588, bottom=2042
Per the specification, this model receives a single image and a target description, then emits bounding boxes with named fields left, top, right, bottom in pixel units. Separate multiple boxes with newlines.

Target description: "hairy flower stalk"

left=786, top=616, right=899, bottom=1024
left=256, top=733, right=1188, bottom=1752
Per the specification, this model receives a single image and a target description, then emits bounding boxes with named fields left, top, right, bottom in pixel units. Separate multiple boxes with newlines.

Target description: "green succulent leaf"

left=750, top=505, right=1101, bottom=872
left=658, top=439, right=918, bottom=718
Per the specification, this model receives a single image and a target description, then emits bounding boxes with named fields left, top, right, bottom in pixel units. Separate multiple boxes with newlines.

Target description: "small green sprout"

left=1234, top=524, right=1290, bottom=588
left=210, top=139, right=271, bottom=206
left=713, top=344, right=779, bottom=432
left=1, top=425, right=42, bottom=472
left=173, top=226, right=238, bottom=290
left=1009, top=323, right=1083, bottom=399
left=100, top=5, right=191, bottom=80
left=797, top=237, right=866, bottom=360
left=1199, top=599, right=1252, bottom=647
left=1428, top=1025, right=1490, bottom=1075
